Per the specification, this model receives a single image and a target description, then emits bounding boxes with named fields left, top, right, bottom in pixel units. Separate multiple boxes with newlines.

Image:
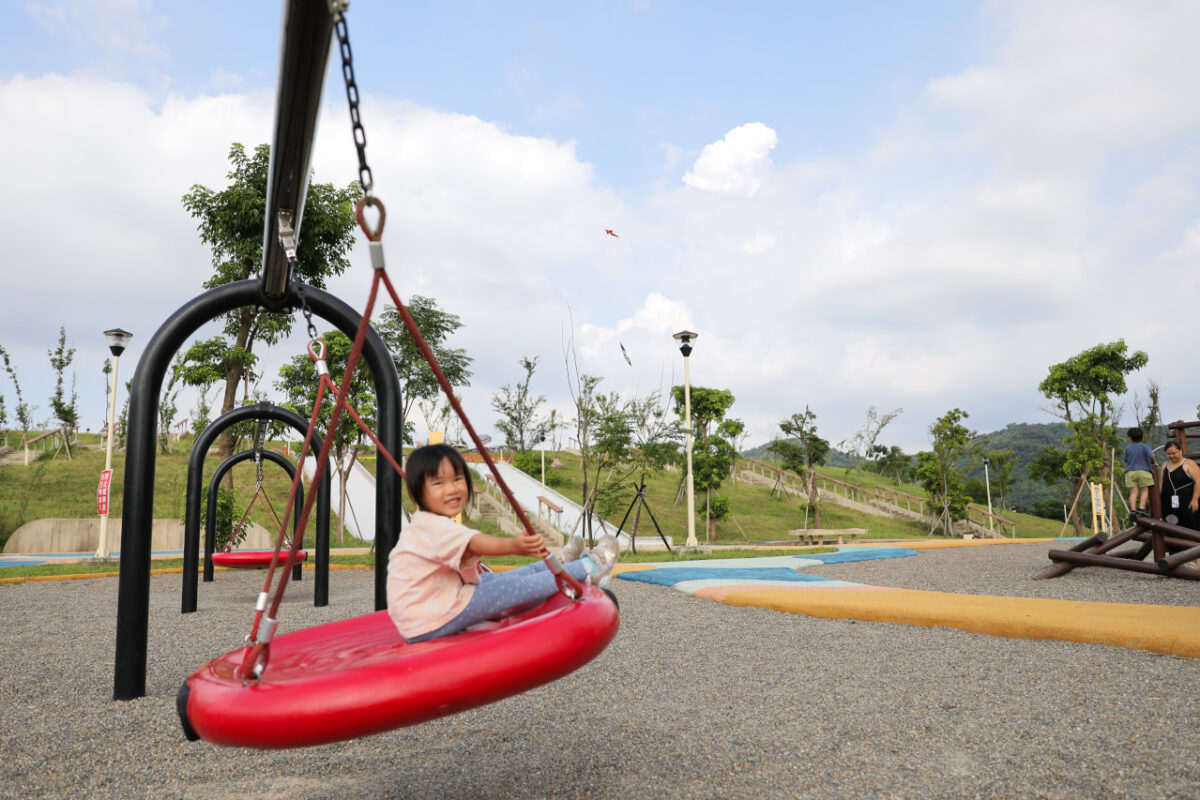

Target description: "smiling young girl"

left=387, top=443, right=617, bottom=642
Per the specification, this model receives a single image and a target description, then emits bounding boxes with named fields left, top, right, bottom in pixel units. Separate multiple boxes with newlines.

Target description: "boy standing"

left=1124, top=427, right=1156, bottom=520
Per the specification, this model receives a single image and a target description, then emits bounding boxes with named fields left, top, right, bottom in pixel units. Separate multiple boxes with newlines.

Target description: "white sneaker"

left=585, top=534, right=619, bottom=587
left=555, top=535, right=585, bottom=563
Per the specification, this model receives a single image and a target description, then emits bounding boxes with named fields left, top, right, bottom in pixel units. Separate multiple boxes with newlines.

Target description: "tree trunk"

left=218, top=311, right=254, bottom=489
left=808, top=472, right=821, bottom=528
left=706, top=488, right=712, bottom=542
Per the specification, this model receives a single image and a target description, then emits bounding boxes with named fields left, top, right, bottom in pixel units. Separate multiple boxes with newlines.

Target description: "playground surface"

left=3, top=540, right=1199, bottom=798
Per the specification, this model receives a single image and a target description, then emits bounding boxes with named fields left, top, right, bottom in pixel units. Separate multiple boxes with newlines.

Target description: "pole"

left=684, top=352, right=697, bottom=547
left=983, top=458, right=993, bottom=532
left=95, top=352, right=120, bottom=558
left=540, top=438, right=546, bottom=489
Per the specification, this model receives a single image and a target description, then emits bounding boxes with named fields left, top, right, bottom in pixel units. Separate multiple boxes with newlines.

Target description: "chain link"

left=334, top=12, right=374, bottom=197
left=294, top=281, right=319, bottom=340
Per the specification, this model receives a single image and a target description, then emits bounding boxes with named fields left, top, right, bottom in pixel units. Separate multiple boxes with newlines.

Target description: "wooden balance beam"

left=1037, top=516, right=1200, bottom=581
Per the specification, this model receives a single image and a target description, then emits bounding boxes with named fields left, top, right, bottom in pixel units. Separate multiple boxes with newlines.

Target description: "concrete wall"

left=3, top=518, right=277, bottom=554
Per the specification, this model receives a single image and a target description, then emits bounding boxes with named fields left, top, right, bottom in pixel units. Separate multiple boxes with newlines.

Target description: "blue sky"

left=3, top=0, right=1200, bottom=456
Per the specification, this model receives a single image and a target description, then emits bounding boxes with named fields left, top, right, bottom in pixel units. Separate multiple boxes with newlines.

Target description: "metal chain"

left=293, top=281, right=319, bottom=340
left=333, top=9, right=374, bottom=197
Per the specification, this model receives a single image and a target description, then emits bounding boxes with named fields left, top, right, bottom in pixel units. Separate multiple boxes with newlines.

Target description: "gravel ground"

left=3, top=543, right=1199, bottom=800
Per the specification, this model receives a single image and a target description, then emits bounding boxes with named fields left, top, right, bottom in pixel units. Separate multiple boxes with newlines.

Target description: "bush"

left=199, top=487, right=240, bottom=551
left=1030, top=498, right=1065, bottom=521
left=511, top=450, right=564, bottom=488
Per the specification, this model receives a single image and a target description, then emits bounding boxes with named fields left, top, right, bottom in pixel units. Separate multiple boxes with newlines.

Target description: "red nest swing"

left=178, top=586, right=617, bottom=748
left=212, top=549, right=307, bottom=570
left=177, top=29, right=618, bottom=741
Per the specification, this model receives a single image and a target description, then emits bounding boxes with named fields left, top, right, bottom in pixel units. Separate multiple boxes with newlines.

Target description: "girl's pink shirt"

left=386, top=510, right=482, bottom=639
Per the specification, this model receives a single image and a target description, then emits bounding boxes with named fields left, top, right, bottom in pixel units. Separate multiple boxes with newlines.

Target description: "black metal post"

left=183, top=402, right=330, bottom=611
left=114, top=280, right=401, bottom=700
left=259, top=0, right=337, bottom=305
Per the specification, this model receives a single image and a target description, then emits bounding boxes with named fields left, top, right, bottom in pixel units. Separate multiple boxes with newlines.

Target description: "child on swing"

left=387, top=443, right=618, bottom=642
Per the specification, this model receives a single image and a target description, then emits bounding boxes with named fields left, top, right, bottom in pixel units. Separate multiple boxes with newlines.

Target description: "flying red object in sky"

left=605, top=229, right=619, bottom=238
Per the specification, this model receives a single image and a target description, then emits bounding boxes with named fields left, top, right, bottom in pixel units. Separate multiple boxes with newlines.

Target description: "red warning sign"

left=97, top=469, right=112, bottom=516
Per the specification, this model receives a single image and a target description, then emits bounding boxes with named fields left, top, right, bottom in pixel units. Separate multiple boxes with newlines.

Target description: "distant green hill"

left=970, top=421, right=1070, bottom=514
left=745, top=421, right=1074, bottom=517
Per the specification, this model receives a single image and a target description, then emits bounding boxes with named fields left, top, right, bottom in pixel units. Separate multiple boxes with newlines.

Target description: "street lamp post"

left=982, top=454, right=994, bottom=533
left=538, top=430, right=546, bottom=489
left=94, top=328, right=133, bottom=560
left=673, top=330, right=698, bottom=548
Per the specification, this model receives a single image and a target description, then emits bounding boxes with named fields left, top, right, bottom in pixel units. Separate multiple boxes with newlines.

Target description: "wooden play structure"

left=1038, top=419, right=1200, bottom=581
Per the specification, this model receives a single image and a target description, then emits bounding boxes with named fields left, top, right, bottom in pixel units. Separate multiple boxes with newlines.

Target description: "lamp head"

left=104, top=328, right=133, bottom=357
left=673, top=330, right=698, bottom=357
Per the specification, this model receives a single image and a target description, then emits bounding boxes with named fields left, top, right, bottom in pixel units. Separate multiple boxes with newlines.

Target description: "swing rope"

left=237, top=4, right=580, bottom=683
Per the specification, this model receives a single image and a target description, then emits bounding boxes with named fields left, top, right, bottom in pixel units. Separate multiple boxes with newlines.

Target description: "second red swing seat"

left=212, top=550, right=308, bottom=570
left=178, top=583, right=619, bottom=748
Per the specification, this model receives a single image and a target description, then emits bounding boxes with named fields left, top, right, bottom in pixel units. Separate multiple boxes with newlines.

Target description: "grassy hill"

left=747, top=421, right=1080, bottom=518
left=0, top=432, right=361, bottom=550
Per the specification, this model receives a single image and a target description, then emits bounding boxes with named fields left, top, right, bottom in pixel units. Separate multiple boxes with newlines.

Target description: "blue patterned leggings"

left=408, top=560, right=590, bottom=642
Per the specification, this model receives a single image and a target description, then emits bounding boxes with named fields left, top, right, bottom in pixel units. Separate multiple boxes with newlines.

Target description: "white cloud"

left=683, top=122, right=777, bottom=197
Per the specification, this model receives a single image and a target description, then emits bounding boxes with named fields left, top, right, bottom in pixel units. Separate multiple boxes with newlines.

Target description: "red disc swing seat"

left=178, top=585, right=617, bottom=748
left=212, top=549, right=308, bottom=570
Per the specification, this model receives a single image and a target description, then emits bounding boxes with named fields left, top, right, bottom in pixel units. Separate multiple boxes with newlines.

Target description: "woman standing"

left=1160, top=441, right=1200, bottom=529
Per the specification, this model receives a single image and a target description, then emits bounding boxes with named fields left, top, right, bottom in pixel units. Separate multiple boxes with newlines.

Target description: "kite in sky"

left=620, top=341, right=632, bottom=366
left=605, top=229, right=619, bottom=238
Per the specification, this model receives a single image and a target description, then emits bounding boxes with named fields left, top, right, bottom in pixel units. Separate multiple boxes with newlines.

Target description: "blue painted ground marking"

left=0, top=559, right=47, bottom=568
left=617, top=546, right=917, bottom=587
left=621, top=567, right=837, bottom=586
left=801, top=547, right=917, bottom=564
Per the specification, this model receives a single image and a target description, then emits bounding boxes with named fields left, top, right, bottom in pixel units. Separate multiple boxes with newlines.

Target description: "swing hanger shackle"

left=307, top=339, right=330, bottom=377
left=355, top=196, right=386, bottom=243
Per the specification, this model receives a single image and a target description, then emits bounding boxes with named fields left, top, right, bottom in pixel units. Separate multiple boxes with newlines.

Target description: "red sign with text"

left=97, top=469, right=112, bottom=516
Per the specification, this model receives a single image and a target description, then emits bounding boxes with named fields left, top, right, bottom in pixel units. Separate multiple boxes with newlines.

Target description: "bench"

left=787, top=528, right=866, bottom=546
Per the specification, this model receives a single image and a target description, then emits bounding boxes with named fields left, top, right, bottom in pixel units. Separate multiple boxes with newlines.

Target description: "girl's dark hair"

left=405, top=443, right=473, bottom=510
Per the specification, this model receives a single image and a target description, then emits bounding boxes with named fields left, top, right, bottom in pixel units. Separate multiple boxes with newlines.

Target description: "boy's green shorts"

left=1125, top=470, right=1154, bottom=490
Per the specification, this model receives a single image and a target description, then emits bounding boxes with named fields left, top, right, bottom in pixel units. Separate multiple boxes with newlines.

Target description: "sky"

left=2, top=0, right=1200, bottom=455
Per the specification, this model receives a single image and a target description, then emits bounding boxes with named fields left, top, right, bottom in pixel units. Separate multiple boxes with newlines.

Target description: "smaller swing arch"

left=182, top=402, right=333, bottom=613
left=204, top=445, right=308, bottom=582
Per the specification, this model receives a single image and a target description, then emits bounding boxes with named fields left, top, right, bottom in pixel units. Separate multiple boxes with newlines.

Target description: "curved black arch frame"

left=183, top=403, right=331, bottom=612
left=184, top=403, right=331, bottom=609
left=115, top=280, right=403, bottom=700
left=203, top=448, right=311, bottom=586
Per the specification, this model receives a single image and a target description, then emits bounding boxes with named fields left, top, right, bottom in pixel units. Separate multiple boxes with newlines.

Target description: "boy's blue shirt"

left=1124, top=442, right=1155, bottom=473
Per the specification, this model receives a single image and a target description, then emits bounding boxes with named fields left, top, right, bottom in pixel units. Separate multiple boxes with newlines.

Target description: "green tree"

left=916, top=408, right=975, bottom=535
left=491, top=355, right=546, bottom=452
left=840, top=405, right=902, bottom=480
left=181, top=142, right=360, bottom=467
left=0, top=345, right=33, bottom=447
left=47, top=325, right=78, bottom=457
left=375, top=298, right=473, bottom=447
left=277, top=329, right=376, bottom=543
left=157, top=354, right=185, bottom=455
left=1038, top=340, right=1148, bottom=535
left=768, top=407, right=830, bottom=527
left=671, top=385, right=742, bottom=540
left=871, top=444, right=913, bottom=485
left=618, top=392, right=685, bottom=539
